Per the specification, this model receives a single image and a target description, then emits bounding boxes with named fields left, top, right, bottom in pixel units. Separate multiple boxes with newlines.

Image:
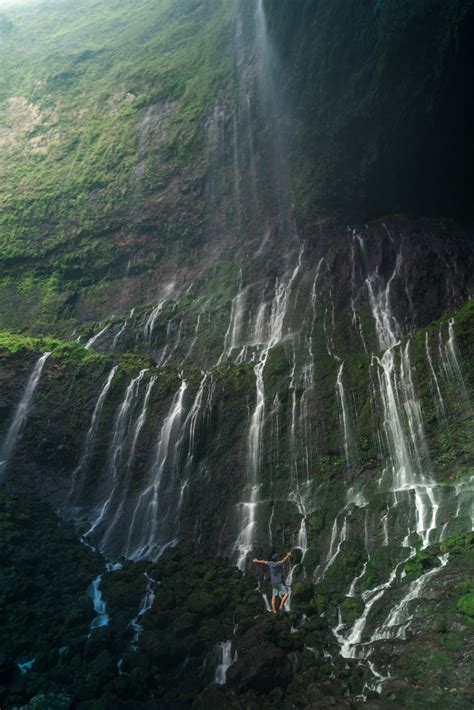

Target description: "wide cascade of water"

left=2, top=4, right=474, bottom=707
left=84, top=369, right=149, bottom=539
left=234, top=252, right=302, bottom=569
left=329, top=232, right=473, bottom=687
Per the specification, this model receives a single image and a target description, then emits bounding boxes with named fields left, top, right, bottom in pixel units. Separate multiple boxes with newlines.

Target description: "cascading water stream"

left=335, top=361, right=355, bottom=470
left=219, top=270, right=247, bottom=363
left=371, top=554, right=449, bottom=642
left=143, top=282, right=175, bottom=344
left=357, top=234, right=440, bottom=547
left=85, top=369, right=148, bottom=541
left=214, top=640, right=236, bottom=685
left=0, top=351, right=51, bottom=481
left=332, top=237, right=468, bottom=691
left=85, top=325, right=109, bottom=350
left=129, top=573, right=156, bottom=648
left=88, top=562, right=122, bottom=636
left=425, top=331, right=447, bottom=421
left=112, top=307, right=135, bottom=351
left=235, top=250, right=303, bottom=569
left=440, top=318, right=472, bottom=416
left=67, top=365, right=119, bottom=507
left=126, top=380, right=188, bottom=560
left=88, top=575, right=109, bottom=632
left=99, top=373, right=157, bottom=550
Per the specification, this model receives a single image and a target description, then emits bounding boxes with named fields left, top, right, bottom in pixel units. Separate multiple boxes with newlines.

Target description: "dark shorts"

left=272, top=583, right=288, bottom=597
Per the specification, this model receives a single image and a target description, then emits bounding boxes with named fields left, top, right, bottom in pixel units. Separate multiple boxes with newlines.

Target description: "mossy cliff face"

left=2, top=0, right=473, bottom=338
left=1, top=238, right=473, bottom=558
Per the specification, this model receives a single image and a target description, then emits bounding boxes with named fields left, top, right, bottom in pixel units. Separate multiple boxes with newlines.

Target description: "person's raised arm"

left=280, top=551, right=292, bottom=563
left=252, top=558, right=268, bottom=565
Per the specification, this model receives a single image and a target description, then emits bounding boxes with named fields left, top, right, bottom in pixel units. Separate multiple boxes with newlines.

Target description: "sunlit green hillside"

left=0, top=0, right=234, bottom=263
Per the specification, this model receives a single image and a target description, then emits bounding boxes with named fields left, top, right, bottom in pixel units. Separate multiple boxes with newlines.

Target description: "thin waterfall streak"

left=336, top=362, right=353, bottom=469
left=85, top=325, right=109, bottom=350
left=0, top=351, right=51, bottom=480
left=127, top=375, right=156, bottom=471
left=112, top=307, right=135, bottom=351
left=143, top=282, right=175, bottom=344
left=67, top=365, right=119, bottom=505
left=424, top=331, right=446, bottom=421
left=220, top=271, right=246, bottom=362
left=232, top=108, right=241, bottom=234
left=184, top=313, right=202, bottom=363
left=446, top=318, right=472, bottom=414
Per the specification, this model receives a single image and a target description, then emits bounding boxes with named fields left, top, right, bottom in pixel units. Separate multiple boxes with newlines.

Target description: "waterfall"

left=85, top=324, right=109, bottom=350
left=0, top=351, right=51, bottom=481
left=358, top=234, right=439, bottom=548
left=235, top=250, right=303, bottom=569
left=126, top=380, right=188, bottom=560
left=232, top=108, right=242, bottom=234
left=330, top=235, right=459, bottom=678
left=440, top=318, right=472, bottom=416
left=98, top=373, right=157, bottom=550
left=333, top=564, right=400, bottom=660
left=231, top=0, right=309, bottom=563
left=88, top=575, right=109, bottom=632
left=335, top=362, right=355, bottom=469
left=183, top=313, right=202, bottom=363
left=317, top=512, right=349, bottom=581
left=255, top=0, right=291, bottom=206
left=112, top=307, right=135, bottom=351
left=143, top=281, right=175, bottom=343
left=127, top=375, right=157, bottom=470
left=85, top=369, right=148, bottom=541
left=288, top=483, right=312, bottom=564
left=67, top=365, right=119, bottom=506
left=371, top=554, right=449, bottom=642
left=424, top=332, right=447, bottom=421
left=129, top=573, right=156, bottom=647
left=17, top=658, right=36, bottom=675
left=214, top=640, right=236, bottom=685
left=220, top=270, right=246, bottom=362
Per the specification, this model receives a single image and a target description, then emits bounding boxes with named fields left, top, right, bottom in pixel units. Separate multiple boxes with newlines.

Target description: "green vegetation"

left=0, top=0, right=235, bottom=275
left=0, top=329, right=104, bottom=366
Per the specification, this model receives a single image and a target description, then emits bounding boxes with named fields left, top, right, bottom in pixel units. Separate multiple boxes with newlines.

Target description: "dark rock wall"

left=264, top=0, right=474, bottom=220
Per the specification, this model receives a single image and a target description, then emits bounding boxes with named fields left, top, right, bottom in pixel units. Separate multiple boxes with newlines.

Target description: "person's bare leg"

left=271, top=595, right=278, bottom=613
left=279, top=592, right=289, bottom=610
